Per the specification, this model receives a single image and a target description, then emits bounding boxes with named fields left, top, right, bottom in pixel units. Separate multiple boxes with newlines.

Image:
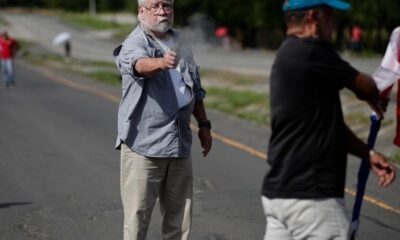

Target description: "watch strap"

left=198, top=120, right=211, bottom=129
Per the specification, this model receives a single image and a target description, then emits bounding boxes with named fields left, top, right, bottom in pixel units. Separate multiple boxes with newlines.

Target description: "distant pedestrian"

left=113, top=0, right=212, bottom=239
left=64, top=39, right=71, bottom=58
left=52, top=32, right=71, bottom=62
left=350, top=24, right=362, bottom=53
left=63, top=39, right=72, bottom=63
left=262, top=1, right=396, bottom=239
left=215, top=26, right=231, bottom=50
left=0, top=31, right=17, bottom=88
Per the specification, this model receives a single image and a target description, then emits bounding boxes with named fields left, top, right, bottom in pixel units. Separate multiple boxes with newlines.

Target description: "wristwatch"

left=198, top=120, right=211, bottom=130
left=369, top=149, right=376, bottom=157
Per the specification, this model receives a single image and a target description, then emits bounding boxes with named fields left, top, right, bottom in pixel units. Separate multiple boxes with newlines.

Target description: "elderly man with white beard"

left=113, top=1, right=212, bottom=240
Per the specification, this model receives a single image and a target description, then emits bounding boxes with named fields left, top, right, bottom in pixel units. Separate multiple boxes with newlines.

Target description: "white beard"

left=142, top=17, right=173, bottom=36
left=154, top=21, right=172, bottom=33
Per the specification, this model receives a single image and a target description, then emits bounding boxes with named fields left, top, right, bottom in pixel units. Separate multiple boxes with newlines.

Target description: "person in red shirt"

left=350, top=25, right=363, bottom=53
left=0, top=31, right=17, bottom=88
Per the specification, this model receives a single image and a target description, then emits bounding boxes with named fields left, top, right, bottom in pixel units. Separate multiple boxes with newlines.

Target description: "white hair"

left=138, top=0, right=174, bottom=6
left=137, top=0, right=146, bottom=21
left=137, top=0, right=174, bottom=22
left=137, top=0, right=146, bottom=6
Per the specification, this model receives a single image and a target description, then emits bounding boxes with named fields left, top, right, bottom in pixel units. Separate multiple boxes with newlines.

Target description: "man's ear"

left=138, top=7, right=144, bottom=20
left=307, top=9, right=319, bottom=23
left=306, top=9, right=319, bottom=33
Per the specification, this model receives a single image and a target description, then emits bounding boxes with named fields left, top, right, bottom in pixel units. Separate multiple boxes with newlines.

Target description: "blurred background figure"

left=0, top=31, right=17, bottom=88
left=350, top=24, right=363, bottom=54
left=215, top=26, right=231, bottom=50
left=53, top=31, right=72, bottom=62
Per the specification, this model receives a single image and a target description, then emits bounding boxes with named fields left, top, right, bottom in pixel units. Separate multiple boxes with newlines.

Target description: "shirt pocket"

left=182, top=63, right=199, bottom=95
left=146, top=73, right=178, bottom=117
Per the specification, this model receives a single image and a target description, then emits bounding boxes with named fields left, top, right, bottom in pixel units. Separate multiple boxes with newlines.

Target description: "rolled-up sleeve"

left=193, top=65, right=206, bottom=100
left=115, top=33, right=148, bottom=79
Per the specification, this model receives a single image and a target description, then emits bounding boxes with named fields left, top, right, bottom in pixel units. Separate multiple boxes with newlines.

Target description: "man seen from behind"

left=262, top=1, right=396, bottom=239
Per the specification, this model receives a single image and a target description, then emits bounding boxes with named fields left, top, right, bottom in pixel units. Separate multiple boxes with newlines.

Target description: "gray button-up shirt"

left=113, top=25, right=206, bottom=158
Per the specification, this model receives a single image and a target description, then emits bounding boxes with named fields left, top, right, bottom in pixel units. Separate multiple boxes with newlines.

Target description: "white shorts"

left=262, top=196, right=350, bottom=240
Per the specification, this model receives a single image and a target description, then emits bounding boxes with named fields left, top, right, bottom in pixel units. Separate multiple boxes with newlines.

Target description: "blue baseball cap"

left=283, top=0, right=351, bottom=11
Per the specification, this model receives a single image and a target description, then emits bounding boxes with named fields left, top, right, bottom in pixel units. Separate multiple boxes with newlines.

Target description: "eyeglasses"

left=143, top=3, right=173, bottom=14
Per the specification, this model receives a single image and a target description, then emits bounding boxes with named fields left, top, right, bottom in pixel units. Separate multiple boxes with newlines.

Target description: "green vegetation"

left=390, top=152, right=400, bottom=164
left=345, top=111, right=370, bottom=126
left=13, top=40, right=36, bottom=58
left=60, top=12, right=134, bottom=39
left=21, top=43, right=270, bottom=126
left=345, top=111, right=394, bottom=131
left=20, top=43, right=121, bottom=85
left=62, top=13, right=120, bottom=30
left=113, top=25, right=135, bottom=40
left=200, top=69, right=262, bottom=85
left=86, top=71, right=121, bottom=85
left=17, top=41, right=394, bottom=133
left=4, top=0, right=400, bottom=52
left=5, top=0, right=134, bottom=12
left=0, top=16, right=8, bottom=26
left=205, top=87, right=269, bottom=126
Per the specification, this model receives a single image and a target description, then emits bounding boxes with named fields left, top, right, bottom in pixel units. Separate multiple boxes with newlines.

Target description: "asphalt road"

left=0, top=10, right=399, bottom=240
left=0, top=61, right=265, bottom=240
left=0, top=61, right=399, bottom=239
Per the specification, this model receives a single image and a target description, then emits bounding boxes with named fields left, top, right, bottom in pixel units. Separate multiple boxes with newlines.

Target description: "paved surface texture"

left=0, top=61, right=399, bottom=239
left=0, top=10, right=399, bottom=240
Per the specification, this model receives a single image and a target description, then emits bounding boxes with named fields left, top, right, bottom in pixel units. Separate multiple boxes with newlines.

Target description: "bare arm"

left=345, top=124, right=396, bottom=187
left=193, top=100, right=208, bottom=123
left=193, top=100, right=212, bottom=157
left=346, top=72, right=383, bottom=118
left=135, top=50, right=178, bottom=77
left=346, top=73, right=378, bottom=101
left=345, top=123, right=369, bottom=159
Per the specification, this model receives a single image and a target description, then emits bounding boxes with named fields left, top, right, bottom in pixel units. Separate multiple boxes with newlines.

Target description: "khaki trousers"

left=120, top=144, right=193, bottom=240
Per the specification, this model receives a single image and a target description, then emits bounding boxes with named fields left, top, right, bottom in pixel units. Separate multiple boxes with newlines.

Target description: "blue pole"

left=350, top=113, right=381, bottom=239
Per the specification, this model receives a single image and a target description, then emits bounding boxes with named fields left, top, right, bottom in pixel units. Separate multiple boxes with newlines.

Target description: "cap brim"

left=326, top=0, right=351, bottom=10
left=283, top=0, right=351, bottom=11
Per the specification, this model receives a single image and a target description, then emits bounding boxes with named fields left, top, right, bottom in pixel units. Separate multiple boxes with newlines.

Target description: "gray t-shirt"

left=154, top=34, right=192, bottom=108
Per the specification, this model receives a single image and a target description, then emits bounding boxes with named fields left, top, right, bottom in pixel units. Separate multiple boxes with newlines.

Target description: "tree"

left=3, top=0, right=400, bottom=52
left=89, top=0, right=96, bottom=15
left=349, top=0, right=400, bottom=52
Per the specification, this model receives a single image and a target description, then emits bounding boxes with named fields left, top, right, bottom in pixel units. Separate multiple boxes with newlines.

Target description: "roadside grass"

left=14, top=39, right=37, bottom=58
left=199, top=68, right=261, bottom=85
left=21, top=44, right=270, bottom=127
left=390, top=152, right=400, bottom=164
left=345, top=111, right=370, bottom=127
left=61, top=12, right=134, bottom=39
left=21, top=46, right=396, bottom=134
left=29, top=55, right=121, bottom=85
left=345, top=111, right=393, bottom=129
left=0, top=15, right=8, bottom=26
left=62, top=12, right=119, bottom=30
left=22, top=42, right=386, bottom=132
left=86, top=70, right=121, bottom=85
left=205, top=87, right=269, bottom=126
left=19, top=40, right=121, bottom=85
left=113, top=25, right=135, bottom=40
